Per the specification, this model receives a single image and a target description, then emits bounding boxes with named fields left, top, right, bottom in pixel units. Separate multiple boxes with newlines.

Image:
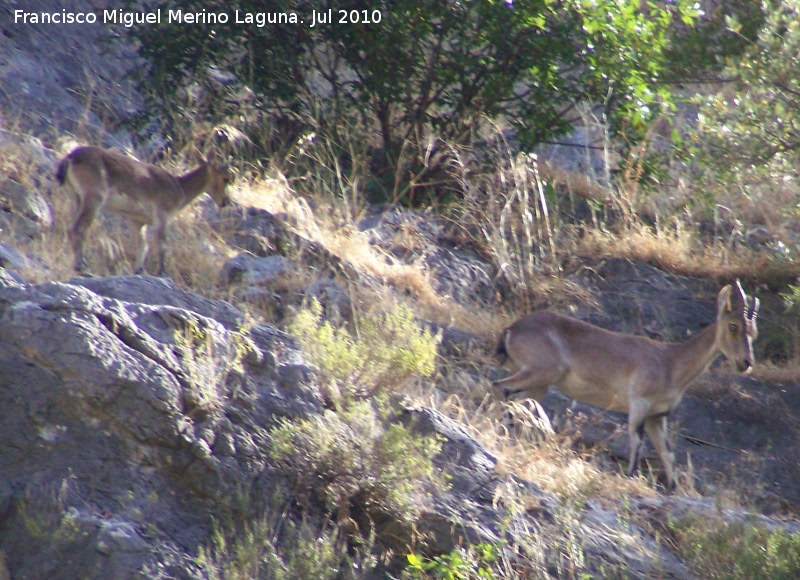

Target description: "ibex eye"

left=728, top=323, right=738, bottom=333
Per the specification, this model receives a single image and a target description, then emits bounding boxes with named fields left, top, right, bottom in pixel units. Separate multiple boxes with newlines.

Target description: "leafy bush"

left=693, top=0, right=800, bottom=176
left=196, top=512, right=357, bottom=580
left=405, top=542, right=501, bottom=580
left=662, top=0, right=764, bottom=83
left=684, top=0, right=800, bottom=237
left=271, top=300, right=445, bottom=535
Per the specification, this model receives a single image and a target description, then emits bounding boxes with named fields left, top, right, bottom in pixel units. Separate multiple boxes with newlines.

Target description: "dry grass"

left=233, top=169, right=295, bottom=216
left=238, top=167, right=514, bottom=339
left=408, top=351, right=636, bottom=502
left=418, top=374, right=661, bottom=504
left=577, top=221, right=799, bottom=284
left=752, top=361, right=800, bottom=385
left=8, top=204, right=73, bottom=284
left=168, top=209, right=239, bottom=293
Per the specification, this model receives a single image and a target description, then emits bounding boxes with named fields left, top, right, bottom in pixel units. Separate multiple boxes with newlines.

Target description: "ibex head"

left=716, top=279, right=759, bottom=373
left=202, top=150, right=233, bottom=208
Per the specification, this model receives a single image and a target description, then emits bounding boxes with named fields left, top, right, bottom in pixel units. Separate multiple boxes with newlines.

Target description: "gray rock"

left=220, top=254, right=295, bottom=286
left=0, top=243, right=31, bottom=272
left=0, top=1, right=141, bottom=143
left=400, top=405, right=691, bottom=579
left=358, top=206, right=502, bottom=307
left=0, top=177, right=54, bottom=229
left=0, top=271, right=322, bottom=578
left=303, top=278, right=353, bottom=323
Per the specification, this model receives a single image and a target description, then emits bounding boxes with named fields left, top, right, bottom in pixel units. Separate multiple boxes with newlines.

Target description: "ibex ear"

left=717, top=285, right=733, bottom=315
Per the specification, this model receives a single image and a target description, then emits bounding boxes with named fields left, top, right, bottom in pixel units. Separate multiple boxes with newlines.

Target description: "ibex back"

left=492, top=281, right=759, bottom=489
left=56, top=146, right=232, bottom=275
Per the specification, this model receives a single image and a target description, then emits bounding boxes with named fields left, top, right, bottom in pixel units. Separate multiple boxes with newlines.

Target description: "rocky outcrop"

left=0, top=0, right=141, bottom=146
left=358, top=206, right=503, bottom=307
left=0, top=271, right=321, bottom=578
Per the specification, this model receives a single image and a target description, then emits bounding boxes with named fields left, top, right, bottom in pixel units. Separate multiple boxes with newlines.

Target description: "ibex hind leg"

left=492, top=365, right=558, bottom=401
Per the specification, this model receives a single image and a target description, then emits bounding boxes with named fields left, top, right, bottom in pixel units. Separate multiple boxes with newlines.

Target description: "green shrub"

left=173, top=317, right=254, bottom=416
left=271, top=300, right=445, bottom=537
left=670, top=516, right=800, bottom=579
left=269, top=400, right=445, bottom=524
left=692, top=0, right=800, bottom=177
left=405, top=542, right=501, bottom=580
left=288, top=299, right=438, bottom=401
left=128, top=0, right=696, bottom=204
left=196, top=513, right=353, bottom=580
left=685, top=0, right=800, bottom=241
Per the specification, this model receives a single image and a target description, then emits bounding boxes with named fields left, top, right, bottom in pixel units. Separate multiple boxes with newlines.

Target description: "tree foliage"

left=663, top=0, right=764, bottom=83
left=693, top=0, right=800, bottom=181
left=129, top=0, right=698, bottom=202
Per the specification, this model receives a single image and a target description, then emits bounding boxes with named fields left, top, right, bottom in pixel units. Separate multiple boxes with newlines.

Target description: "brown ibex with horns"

left=56, top=146, right=232, bottom=276
left=492, top=281, right=759, bottom=489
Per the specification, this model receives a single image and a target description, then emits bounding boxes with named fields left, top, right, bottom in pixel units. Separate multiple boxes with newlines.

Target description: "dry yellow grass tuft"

left=751, top=361, right=800, bottom=385
left=168, top=210, right=239, bottom=292
left=502, top=436, right=656, bottom=502
left=578, top=222, right=788, bottom=281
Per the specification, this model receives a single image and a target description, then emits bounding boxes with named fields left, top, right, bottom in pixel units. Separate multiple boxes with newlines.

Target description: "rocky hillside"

left=1, top=0, right=141, bottom=148
left=2, top=201, right=800, bottom=578
left=2, top=185, right=800, bottom=578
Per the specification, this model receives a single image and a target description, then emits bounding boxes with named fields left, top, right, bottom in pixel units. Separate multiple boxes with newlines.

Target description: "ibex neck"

left=668, top=323, right=721, bottom=389
left=175, top=164, right=211, bottom=206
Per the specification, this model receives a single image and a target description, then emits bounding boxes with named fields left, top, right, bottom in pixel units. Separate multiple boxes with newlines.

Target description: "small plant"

left=195, top=512, right=355, bottom=580
left=272, top=300, right=445, bottom=545
left=405, top=542, right=501, bottom=580
left=670, top=515, right=800, bottom=579
left=269, top=400, right=445, bottom=525
left=783, top=280, right=800, bottom=312
left=288, top=299, right=438, bottom=401
left=173, top=317, right=254, bottom=416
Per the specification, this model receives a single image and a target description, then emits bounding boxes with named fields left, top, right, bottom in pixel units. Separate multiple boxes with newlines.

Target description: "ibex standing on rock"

left=492, top=281, right=759, bottom=489
left=56, top=146, right=233, bottom=276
